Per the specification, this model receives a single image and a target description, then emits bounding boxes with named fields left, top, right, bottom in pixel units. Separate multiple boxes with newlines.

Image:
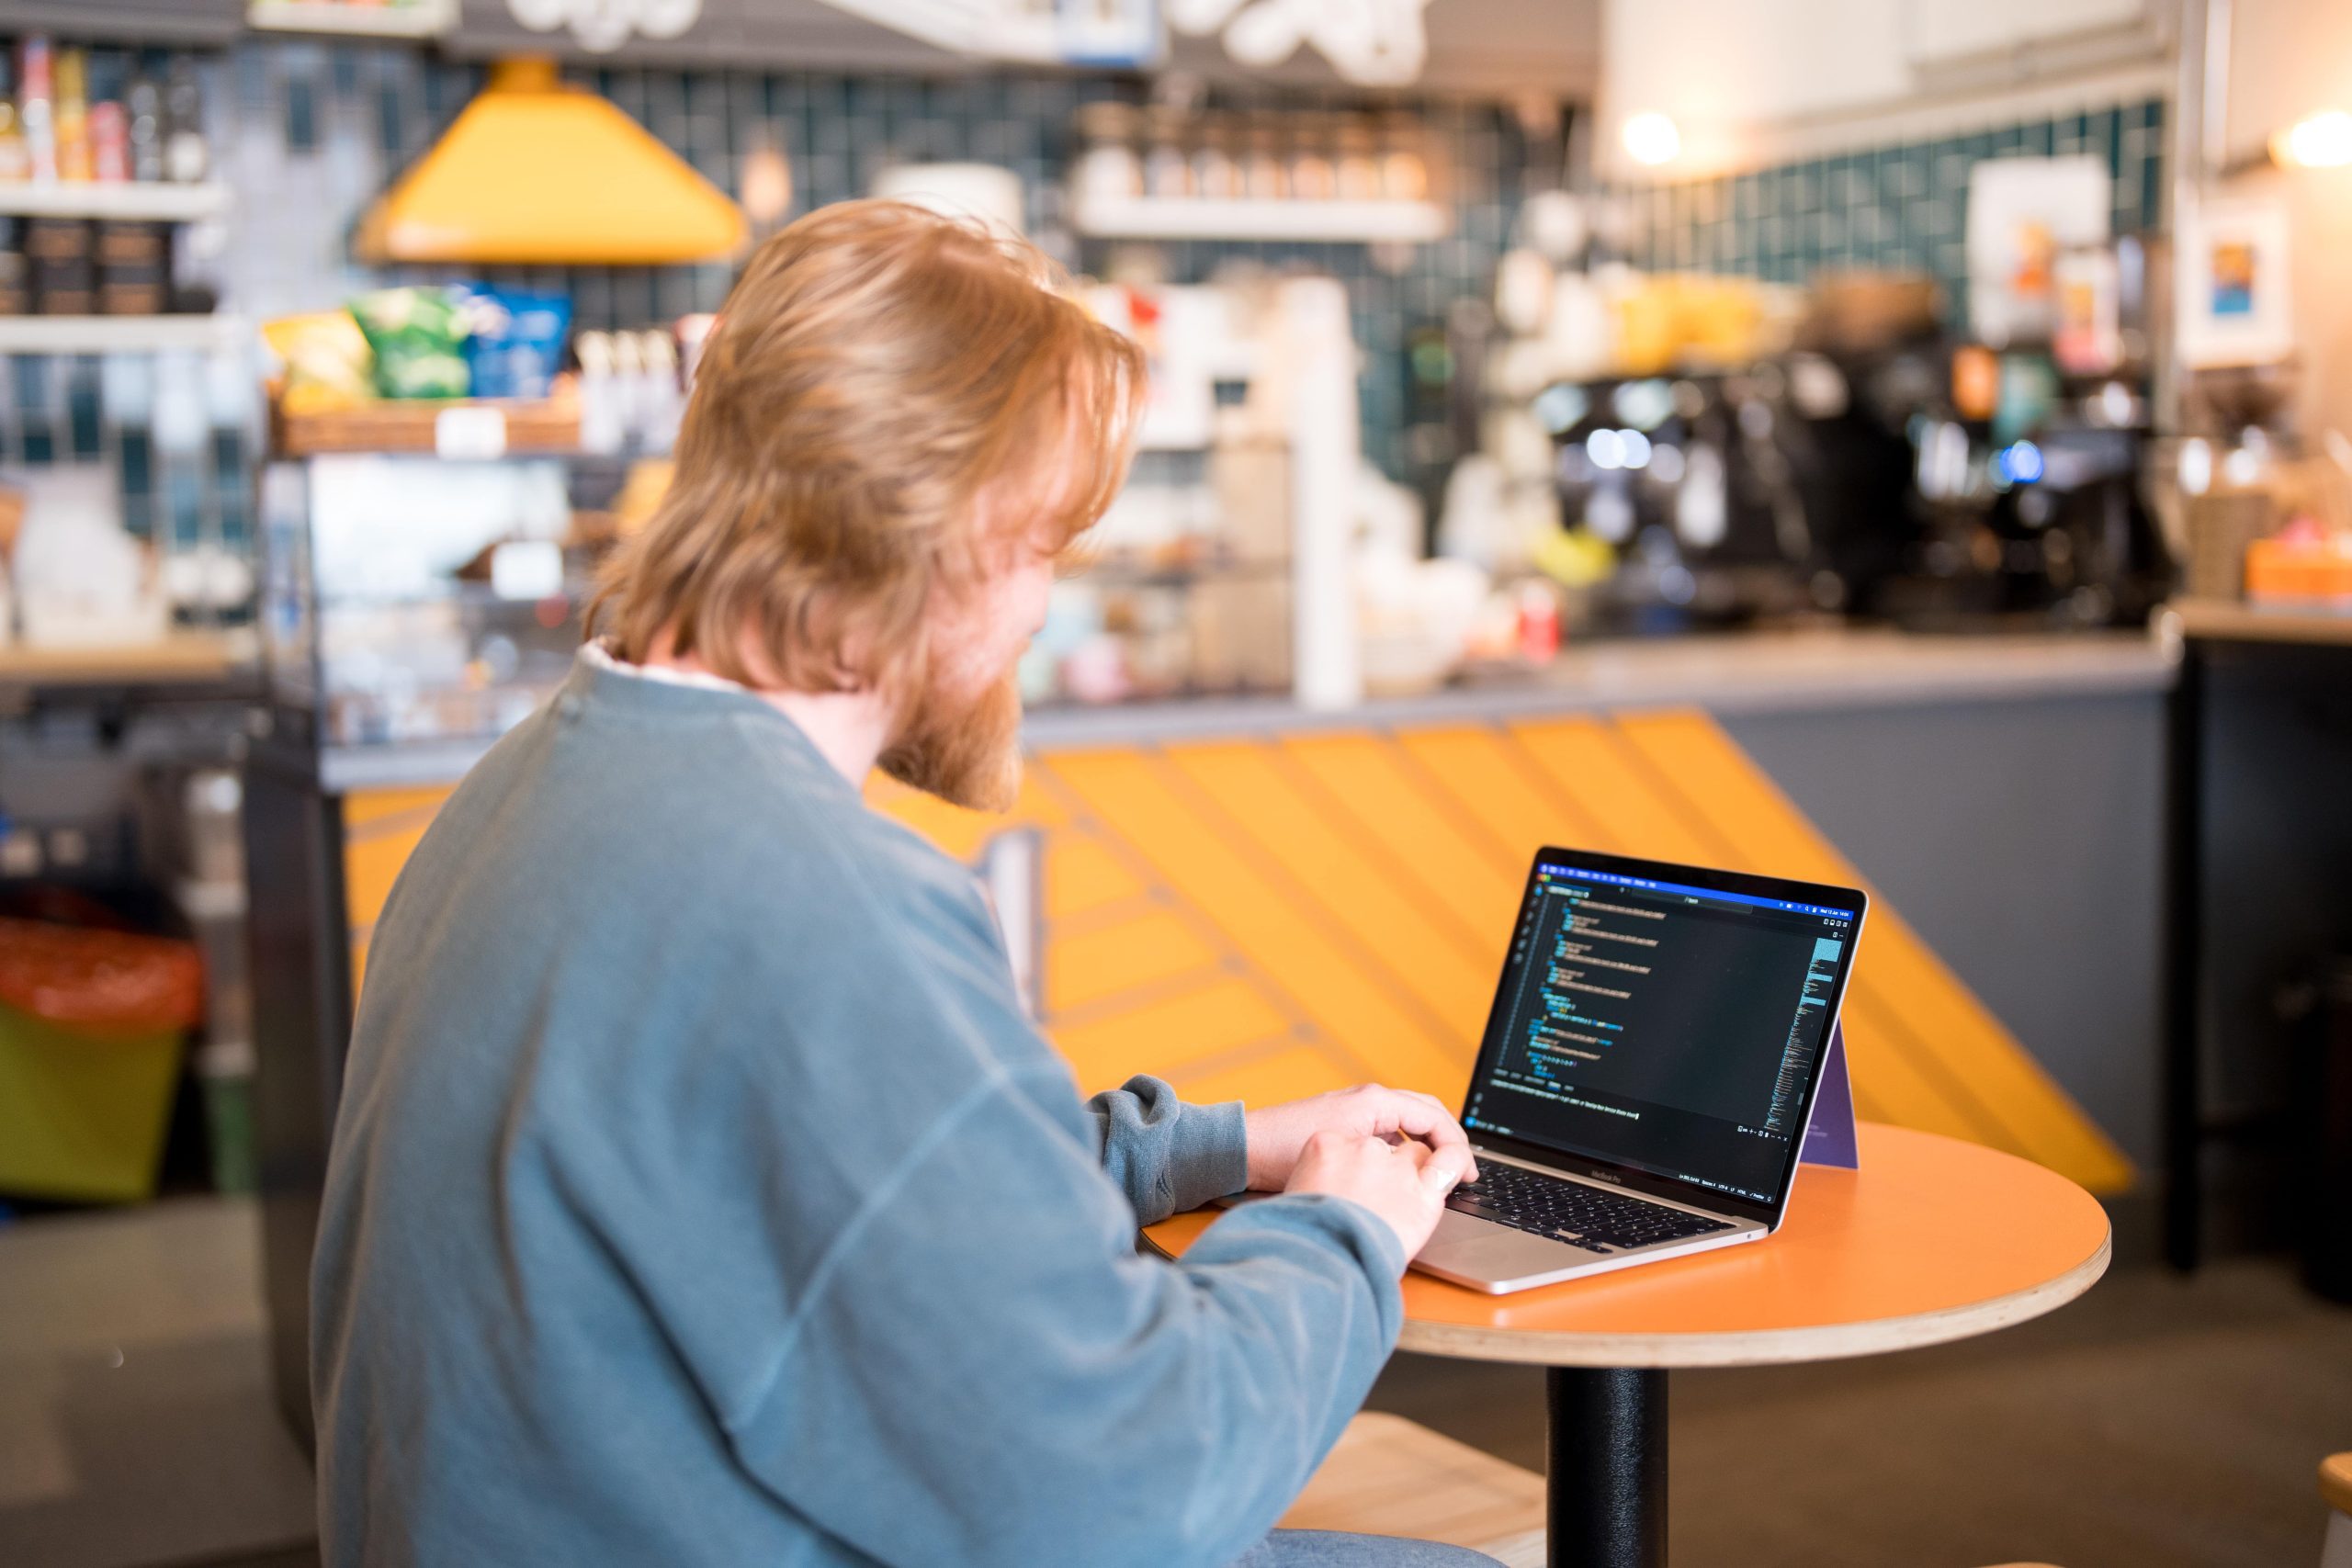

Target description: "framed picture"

left=2175, top=193, right=2295, bottom=369
left=1966, top=156, right=2112, bottom=347
left=2052, top=246, right=2122, bottom=377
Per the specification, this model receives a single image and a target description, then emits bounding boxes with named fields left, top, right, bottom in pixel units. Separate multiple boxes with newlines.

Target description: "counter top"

left=2160, top=598, right=2352, bottom=649
left=0, top=629, right=261, bottom=691
left=316, top=627, right=2173, bottom=792
left=1024, top=628, right=2172, bottom=748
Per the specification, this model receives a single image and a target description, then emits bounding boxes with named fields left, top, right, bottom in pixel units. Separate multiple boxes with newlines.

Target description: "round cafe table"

left=1145, top=1122, right=2111, bottom=1568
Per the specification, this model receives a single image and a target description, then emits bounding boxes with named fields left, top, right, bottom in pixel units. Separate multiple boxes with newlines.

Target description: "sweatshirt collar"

left=563, top=643, right=862, bottom=803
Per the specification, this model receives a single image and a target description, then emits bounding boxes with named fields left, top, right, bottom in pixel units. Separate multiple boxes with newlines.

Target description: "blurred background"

left=0, top=2, right=2348, bottom=1566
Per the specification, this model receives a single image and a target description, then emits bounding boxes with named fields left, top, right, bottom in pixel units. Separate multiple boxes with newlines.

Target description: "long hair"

left=589, top=199, right=1144, bottom=696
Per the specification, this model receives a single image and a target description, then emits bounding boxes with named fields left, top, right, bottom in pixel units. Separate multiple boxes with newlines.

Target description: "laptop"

left=1418, top=846, right=1867, bottom=1294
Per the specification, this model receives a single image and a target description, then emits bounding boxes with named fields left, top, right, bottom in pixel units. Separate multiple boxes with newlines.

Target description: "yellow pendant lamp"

left=355, top=58, right=749, bottom=265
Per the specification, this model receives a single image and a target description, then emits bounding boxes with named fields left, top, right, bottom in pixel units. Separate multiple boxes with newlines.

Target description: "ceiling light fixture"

left=1622, top=112, right=1680, bottom=168
left=2271, top=109, right=2352, bottom=169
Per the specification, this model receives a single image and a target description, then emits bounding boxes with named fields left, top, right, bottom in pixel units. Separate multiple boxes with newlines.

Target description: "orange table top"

left=1143, top=1122, right=2111, bottom=1369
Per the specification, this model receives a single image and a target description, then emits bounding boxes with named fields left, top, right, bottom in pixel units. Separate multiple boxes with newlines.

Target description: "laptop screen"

left=1461, top=849, right=1867, bottom=1220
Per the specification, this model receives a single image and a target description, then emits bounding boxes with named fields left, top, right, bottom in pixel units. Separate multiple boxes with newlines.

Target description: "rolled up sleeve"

left=1086, top=1076, right=1249, bottom=1224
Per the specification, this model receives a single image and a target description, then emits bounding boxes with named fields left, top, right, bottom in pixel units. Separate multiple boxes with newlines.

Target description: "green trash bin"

left=0, top=915, right=203, bottom=1204
left=0, top=1005, right=186, bottom=1202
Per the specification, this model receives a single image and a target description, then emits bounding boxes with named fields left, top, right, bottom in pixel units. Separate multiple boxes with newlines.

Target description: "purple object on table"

left=1801, top=1025, right=1860, bottom=1169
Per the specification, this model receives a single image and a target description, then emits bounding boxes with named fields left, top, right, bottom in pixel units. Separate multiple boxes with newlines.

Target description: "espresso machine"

left=1540, top=307, right=2171, bottom=633
left=1878, top=344, right=2172, bottom=628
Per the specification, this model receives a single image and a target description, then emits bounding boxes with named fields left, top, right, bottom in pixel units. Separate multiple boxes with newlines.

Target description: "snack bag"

left=262, top=310, right=375, bottom=414
left=347, top=287, right=471, bottom=400
left=458, top=287, right=572, bottom=400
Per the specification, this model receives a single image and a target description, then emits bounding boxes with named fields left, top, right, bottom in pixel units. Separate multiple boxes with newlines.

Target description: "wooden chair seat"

left=2324, top=1451, right=2352, bottom=1517
left=1281, top=1414, right=1546, bottom=1566
left=1283, top=1413, right=2065, bottom=1568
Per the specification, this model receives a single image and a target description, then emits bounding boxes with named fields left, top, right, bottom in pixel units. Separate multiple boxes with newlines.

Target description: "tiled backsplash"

left=0, top=35, right=2174, bottom=576
left=1619, top=98, right=2169, bottom=324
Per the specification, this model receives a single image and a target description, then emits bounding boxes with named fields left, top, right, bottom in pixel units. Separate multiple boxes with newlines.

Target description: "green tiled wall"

left=1622, top=98, right=2168, bottom=326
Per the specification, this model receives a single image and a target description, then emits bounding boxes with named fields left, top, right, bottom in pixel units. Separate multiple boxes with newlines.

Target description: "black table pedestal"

left=1546, top=1366, right=1668, bottom=1568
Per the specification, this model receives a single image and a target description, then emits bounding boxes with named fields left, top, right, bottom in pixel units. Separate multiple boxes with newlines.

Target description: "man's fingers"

left=1375, top=1089, right=1465, bottom=1143
left=1419, top=1143, right=1476, bottom=1193
left=1376, top=1089, right=1477, bottom=1179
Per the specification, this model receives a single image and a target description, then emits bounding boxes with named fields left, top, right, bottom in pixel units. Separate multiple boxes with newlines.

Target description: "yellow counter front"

left=335, top=630, right=2165, bottom=1197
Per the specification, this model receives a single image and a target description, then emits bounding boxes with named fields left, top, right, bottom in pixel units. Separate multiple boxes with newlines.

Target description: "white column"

left=1279, top=276, right=1362, bottom=712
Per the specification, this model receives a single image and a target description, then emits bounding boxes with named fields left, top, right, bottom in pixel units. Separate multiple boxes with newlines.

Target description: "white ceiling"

left=447, top=0, right=1600, bottom=96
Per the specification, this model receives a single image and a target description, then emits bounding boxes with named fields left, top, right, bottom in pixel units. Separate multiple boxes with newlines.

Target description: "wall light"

left=2272, top=110, right=2352, bottom=169
left=1622, top=112, right=1681, bottom=168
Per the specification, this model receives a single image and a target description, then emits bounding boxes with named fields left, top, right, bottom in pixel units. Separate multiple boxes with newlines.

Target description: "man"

left=312, top=200, right=1493, bottom=1568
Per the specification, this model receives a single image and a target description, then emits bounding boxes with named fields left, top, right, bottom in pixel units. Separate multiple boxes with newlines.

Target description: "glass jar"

left=1192, top=114, right=1242, bottom=200
left=1242, top=113, right=1287, bottom=201
left=1335, top=115, right=1383, bottom=201
left=1287, top=114, right=1337, bottom=202
left=1379, top=113, right=1430, bottom=202
left=1072, top=101, right=1144, bottom=203
left=1144, top=105, right=1194, bottom=200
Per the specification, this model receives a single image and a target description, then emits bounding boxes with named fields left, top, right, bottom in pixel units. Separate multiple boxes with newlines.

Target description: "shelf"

left=1077, top=557, right=1289, bottom=587
left=0, top=629, right=259, bottom=689
left=1069, top=195, right=1451, bottom=243
left=2162, top=597, right=2352, bottom=649
left=0, top=183, right=231, bottom=222
left=0, top=3, right=244, bottom=48
left=0, top=315, right=247, bottom=355
left=246, top=0, right=456, bottom=37
left=272, top=396, right=584, bottom=459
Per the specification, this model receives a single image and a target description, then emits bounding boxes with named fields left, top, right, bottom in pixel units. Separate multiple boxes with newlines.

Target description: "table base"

left=1546, top=1366, right=1667, bottom=1568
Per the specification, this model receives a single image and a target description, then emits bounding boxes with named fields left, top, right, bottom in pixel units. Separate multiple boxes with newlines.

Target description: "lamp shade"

left=355, top=59, right=749, bottom=265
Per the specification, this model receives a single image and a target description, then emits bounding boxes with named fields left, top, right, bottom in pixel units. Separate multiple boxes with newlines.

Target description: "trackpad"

left=1415, top=1211, right=1590, bottom=1274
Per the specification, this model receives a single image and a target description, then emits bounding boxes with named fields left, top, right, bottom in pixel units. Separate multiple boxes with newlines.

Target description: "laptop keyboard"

left=1446, top=1161, right=1736, bottom=1252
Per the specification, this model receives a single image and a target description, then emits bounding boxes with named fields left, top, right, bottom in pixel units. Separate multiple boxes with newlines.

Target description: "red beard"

left=877, top=665, right=1024, bottom=812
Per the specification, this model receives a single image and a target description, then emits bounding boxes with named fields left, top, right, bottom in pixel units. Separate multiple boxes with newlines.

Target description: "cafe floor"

left=1, top=1197, right=2346, bottom=1568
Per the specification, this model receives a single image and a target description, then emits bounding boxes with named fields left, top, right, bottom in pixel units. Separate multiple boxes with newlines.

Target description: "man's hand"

left=1243, top=1084, right=1477, bottom=1192
left=1283, top=1130, right=1475, bottom=1262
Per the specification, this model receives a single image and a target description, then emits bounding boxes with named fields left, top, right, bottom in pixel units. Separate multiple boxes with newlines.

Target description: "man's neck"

left=639, top=647, right=891, bottom=790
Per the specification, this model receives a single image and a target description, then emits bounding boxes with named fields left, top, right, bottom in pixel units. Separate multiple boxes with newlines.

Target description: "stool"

left=1287, top=1414, right=2066, bottom=1568
left=2322, top=1452, right=2352, bottom=1568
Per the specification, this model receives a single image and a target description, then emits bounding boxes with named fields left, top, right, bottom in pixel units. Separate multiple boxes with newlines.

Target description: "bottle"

left=164, top=60, right=208, bottom=185
left=1071, top=101, right=1144, bottom=205
left=125, top=73, right=164, bottom=184
left=0, top=51, right=28, bottom=184
left=1242, top=114, right=1285, bottom=201
left=90, top=104, right=129, bottom=184
left=636, top=330, right=682, bottom=455
left=1379, top=113, right=1430, bottom=202
left=573, top=331, right=626, bottom=456
left=53, top=48, right=89, bottom=184
left=19, top=37, right=56, bottom=184
left=1286, top=114, right=1337, bottom=201
left=86, top=52, right=129, bottom=183
left=1191, top=115, right=1242, bottom=201
left=1335, top=115, right=1382, bottom=202
left=1143, top=105, right=1193, bottom=200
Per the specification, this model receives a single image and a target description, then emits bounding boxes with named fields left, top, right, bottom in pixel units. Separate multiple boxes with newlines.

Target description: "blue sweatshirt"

left=311, top=649, right=1406, bottom=1568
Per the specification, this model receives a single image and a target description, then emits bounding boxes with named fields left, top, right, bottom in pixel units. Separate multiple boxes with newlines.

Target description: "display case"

left=248, top=438, right=629, bottom=1446
left=258, top=451, right=611, bottom=760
